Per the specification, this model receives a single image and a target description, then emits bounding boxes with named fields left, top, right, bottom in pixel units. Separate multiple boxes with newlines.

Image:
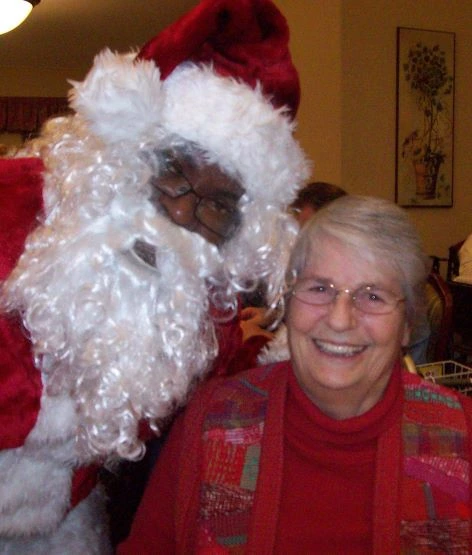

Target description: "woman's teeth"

left=315, top=339, right=365, bottom=356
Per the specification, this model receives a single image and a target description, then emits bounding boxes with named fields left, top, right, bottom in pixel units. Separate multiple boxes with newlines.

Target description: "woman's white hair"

left=287, top=195, right=429, bottom=325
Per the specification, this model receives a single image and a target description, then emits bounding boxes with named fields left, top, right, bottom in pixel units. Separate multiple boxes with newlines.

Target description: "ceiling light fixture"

left=0, top=0, right=40, bottom=35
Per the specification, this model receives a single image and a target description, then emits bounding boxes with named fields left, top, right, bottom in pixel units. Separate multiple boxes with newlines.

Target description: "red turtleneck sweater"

left=275, top=367, right=402, bottom=553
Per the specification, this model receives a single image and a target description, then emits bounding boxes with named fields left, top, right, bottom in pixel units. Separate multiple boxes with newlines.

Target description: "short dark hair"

left=291, top=181, right=347, bottom=211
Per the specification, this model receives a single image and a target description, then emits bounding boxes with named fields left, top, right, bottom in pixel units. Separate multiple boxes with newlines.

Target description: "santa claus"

left=0, top=0, right=310, bottom=552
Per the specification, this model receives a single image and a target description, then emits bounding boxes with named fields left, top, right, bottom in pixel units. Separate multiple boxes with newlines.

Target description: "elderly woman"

left=119, top=196, right=472, bottom=553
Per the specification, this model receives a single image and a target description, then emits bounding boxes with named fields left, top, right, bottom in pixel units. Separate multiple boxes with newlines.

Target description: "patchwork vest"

left=188, top=363, right=471, bottom=553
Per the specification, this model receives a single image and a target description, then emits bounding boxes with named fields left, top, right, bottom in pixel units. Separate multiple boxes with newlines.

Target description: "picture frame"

left=395, top=27, right=455, bottom=207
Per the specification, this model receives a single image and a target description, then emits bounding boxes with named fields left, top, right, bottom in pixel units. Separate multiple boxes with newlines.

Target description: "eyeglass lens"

left=293, top=280, right=401, bottom=314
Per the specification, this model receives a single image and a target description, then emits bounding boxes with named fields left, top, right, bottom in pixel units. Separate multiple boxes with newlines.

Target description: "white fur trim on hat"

left=69, top=49, right=164, bottom=143
left=162, top=63, right=309, bottom=203
left=69, top=50, right=310, bottom=204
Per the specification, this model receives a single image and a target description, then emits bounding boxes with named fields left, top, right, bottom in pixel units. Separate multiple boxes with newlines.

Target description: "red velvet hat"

left=137, top=0, right=300, bottom=118
left=70, top=0, right=310, bottom=203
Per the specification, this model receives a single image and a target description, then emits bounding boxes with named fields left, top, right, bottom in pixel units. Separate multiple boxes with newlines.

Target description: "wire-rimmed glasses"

left=291, top=279, right=405, bottom=315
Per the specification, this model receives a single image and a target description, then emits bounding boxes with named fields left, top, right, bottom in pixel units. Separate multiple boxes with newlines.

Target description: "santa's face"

left=147, top=145, right=244, bottom=247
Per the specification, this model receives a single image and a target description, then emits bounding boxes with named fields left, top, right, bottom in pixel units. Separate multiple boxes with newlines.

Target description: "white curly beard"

left=3, top=114, right=299, bottom=461
left=4, top=117, right=223, bottom=461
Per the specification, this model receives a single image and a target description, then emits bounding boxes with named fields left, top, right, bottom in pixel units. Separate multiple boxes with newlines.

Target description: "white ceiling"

left=0, top=0, right=199, bottom=71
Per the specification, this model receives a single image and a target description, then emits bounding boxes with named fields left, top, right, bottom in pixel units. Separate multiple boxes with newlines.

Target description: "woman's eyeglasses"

left=291, top=279, right=405, bottom=315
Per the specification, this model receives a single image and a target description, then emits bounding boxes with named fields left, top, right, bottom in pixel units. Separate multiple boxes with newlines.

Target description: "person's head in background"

left=290, top=181, right=347, bottom=227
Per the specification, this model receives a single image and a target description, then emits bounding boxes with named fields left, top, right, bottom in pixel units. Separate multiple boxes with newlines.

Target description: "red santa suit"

left=0, top=0, right=310, bottom=551
left=0, top=158, right=111, bottom=553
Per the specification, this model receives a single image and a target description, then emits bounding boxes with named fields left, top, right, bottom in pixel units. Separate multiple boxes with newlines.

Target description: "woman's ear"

left=401, top=321, right=412, bottom=348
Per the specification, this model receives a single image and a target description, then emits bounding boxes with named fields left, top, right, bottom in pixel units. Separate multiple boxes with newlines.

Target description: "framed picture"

left=395, top=27, right=455, bottom=207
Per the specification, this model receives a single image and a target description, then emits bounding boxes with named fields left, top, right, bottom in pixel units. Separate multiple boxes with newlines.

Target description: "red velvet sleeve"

left=210, top=300, right=269, bottom=377
left=0, top=157, right=44, bottom=280
left=0, top=157, right=44, bottom=449
left=211, top=311, right=244, bottom=376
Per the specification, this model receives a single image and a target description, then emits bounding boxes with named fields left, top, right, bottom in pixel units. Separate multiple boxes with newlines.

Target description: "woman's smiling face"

left=287, top=235, right=411, bottom=419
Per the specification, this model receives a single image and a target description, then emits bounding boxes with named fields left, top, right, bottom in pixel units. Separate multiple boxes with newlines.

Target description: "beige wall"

left=0, top=65, right=85, bottom=97
left=280, top=0, right=472, bottom=260
left=341, top=0, right=472, bottom=259
left=275, top=0, right=343, bottom=185
left=2, top=1, right=471, bottom=259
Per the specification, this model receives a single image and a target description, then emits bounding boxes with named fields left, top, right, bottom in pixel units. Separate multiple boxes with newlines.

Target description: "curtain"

left=0, top=97, right=70, bottom=135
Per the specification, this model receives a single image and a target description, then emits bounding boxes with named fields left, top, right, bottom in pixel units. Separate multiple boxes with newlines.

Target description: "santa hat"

left=137, top=0, right=300, bottom=117
left=70, top=0, right=310, bottom=203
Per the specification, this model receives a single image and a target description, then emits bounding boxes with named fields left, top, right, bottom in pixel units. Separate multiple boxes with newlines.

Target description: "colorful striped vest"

left=190, top=362, right=471, bottom=553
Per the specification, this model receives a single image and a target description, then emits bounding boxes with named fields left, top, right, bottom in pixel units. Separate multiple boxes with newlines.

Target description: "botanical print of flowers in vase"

left=396, top=28, right=454, bottom=207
